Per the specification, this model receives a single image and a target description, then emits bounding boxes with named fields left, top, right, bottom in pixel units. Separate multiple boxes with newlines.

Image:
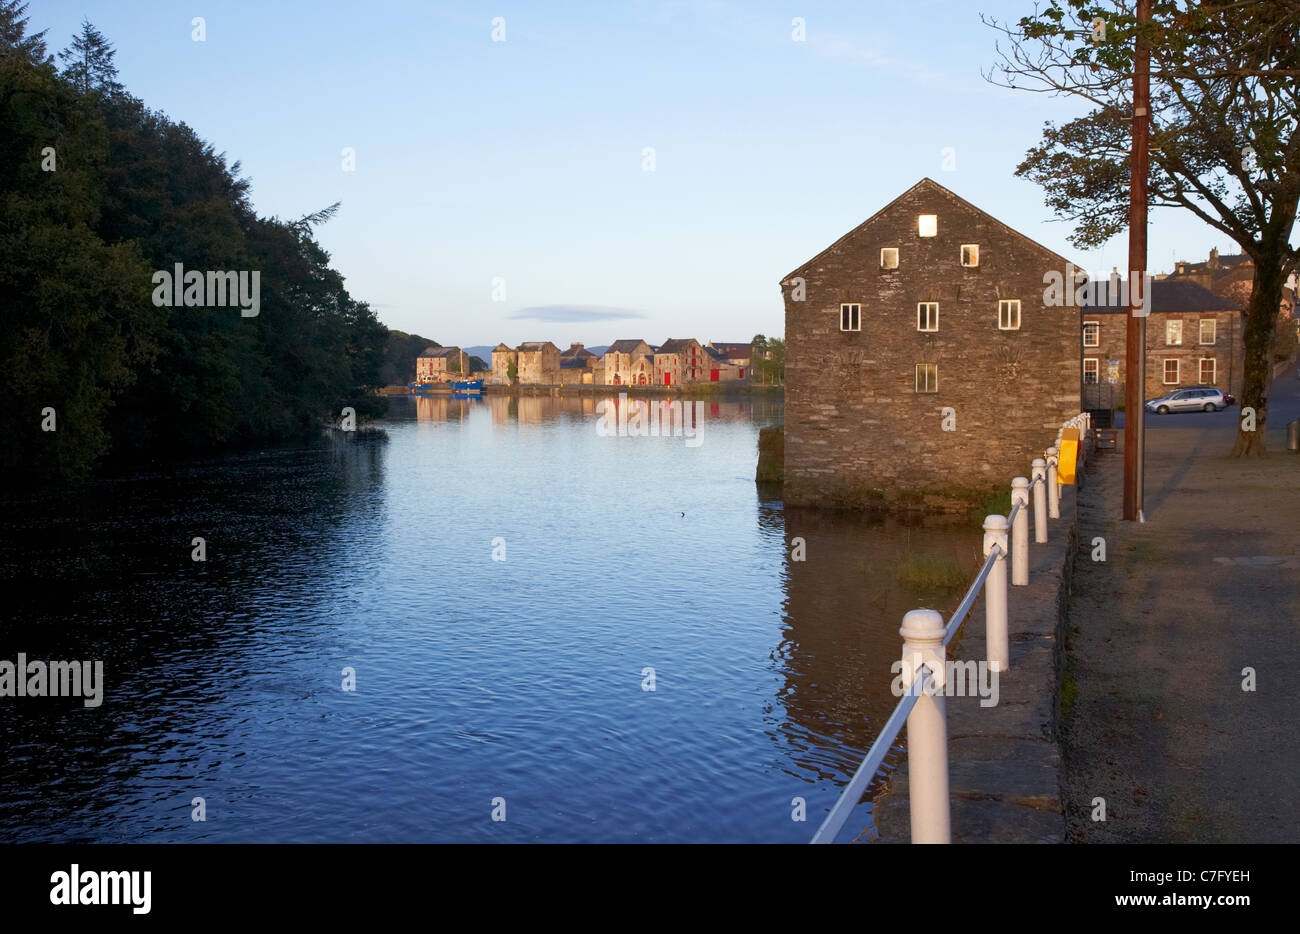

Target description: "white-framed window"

left=961, top=244, right=979, bottom=267
left=998, top=299, right=1021, bottom=330
left=1199, top=358, right=1216, bottom=384
left=1083, top=358, right=1100, bottom=385
left=1083, top=321, right=1100, bottom=347
left=918, top=214, right=937, bottom=237
left=1163, top=359, right=1179, bottom=384
left=881, top=247, right=899, bottom=269
left=840, top=303, right=861, bottom=332
left=917, top=302, right=939, bottom=332
left=915, top=363, right=938, bottom=393
left=1199, top=319, right=1216, bottom=344
left=1166, top=320, right=1183, bottom=345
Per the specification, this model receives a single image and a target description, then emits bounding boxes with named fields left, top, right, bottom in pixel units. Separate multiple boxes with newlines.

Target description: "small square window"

left=1166, top=320, right=1183, bottom=345
left=961, top=244, right=979, bottom=267
left=915, top=363, right=938, bottom=393
left=998, top=300, right=1021, bottom=330
left=1163, top=359, right=1179, bottom=384
left=1083, top=322, right=1100, bottom=347
left=917, top=302, right=939, bottom=332
left=918, top=215, right=937, bottom=237
left=1083, top=359, right=1099, bottom=385
left=881, top=247, right=899, bottom=269
left=1199, top=319, right=1216, bottom=344
left=1199, top=358, right=1216, bottom=384
left=840, top=303, right=861, bottom=332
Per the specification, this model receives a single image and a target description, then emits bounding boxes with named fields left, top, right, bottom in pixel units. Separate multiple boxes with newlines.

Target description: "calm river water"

left=0, top=392, right=982, bottom=843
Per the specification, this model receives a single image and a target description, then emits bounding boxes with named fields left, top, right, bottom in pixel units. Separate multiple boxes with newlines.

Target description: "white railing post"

left=1046, top=447, right=1060, bottom=519
left=982, top=515, right=1009, bottom=672
left=1011, top=477, right=1030, bottom=586
left=899, top=609, right=950, bottom=844
left=1032, top=457, right=1048, bottom=543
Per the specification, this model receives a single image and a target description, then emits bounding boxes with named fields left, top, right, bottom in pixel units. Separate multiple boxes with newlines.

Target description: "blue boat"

left=451, top=379, right=483, bottom=393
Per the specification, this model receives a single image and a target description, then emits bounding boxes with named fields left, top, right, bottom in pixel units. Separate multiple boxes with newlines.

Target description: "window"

left=1166, top=320, right=1183, bottom=345
left=1083, top=322, right=1100, bottom=347
left=918, top=214, right=937, bottom=237
left=915, top=363, right=938, bottom=393
left=1199, top=319, right=1216, bottom=344
left=1163, top=359, right=1179, bottom=384
left=917, top=302, right=939, bottom=332
left=1200, top=358, right=1216, bottom=384
left=840, top=303, right=861, bottom=332
left=961, top=244, right=979, bottom=267
left=881, top=247, right=899, bottom=269
left=1083, top=358, right=1099, bottom=384
left=998, top=300, right=1021, bottom=330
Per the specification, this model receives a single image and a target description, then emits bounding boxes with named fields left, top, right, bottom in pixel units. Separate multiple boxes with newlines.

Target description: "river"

left=0, top=391, right=982, bottom=843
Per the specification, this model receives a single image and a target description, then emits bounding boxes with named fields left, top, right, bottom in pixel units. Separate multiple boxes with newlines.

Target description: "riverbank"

left=1060, top=377, right=1300, bottom=842
left=379, top=383, right=784, bottom=398
left=870, top=459, right=1082, bottom=843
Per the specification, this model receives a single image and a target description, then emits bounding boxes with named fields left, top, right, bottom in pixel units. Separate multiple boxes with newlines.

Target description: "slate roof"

left=517, top=341, right=557, bottom=352
left=709, top=342, right=752, bottom=359
left=1082, top=279, right=1243, bottom=314
left=605, top=339, right=650, bottom=354
left=419, top=346, right=461, bottom=358
left=656, top=338, right=699, bottom=354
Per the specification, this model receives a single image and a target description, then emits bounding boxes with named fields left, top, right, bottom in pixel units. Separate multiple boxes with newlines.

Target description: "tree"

left=984, top=0, right=1300, bottom=455
left=58, top=19, right=121, bottom=96
left=762, top=337, right=786, bottom=385
left=751, top=334, right=768, bottom=383
left=506, top=359, right=518, bottom=384
left=0, top=1, right=49, bottom=64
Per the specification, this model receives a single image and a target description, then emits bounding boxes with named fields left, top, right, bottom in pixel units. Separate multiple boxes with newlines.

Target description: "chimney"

left=570, top=342, right=583, bottom=351
left=1209, top=247, right=1219, bottom=268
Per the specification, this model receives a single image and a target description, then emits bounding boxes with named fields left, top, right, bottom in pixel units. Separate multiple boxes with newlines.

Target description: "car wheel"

left=1204, top=403, right=1217, bottom=412
left=1157, top=405, right=1170, bottom=414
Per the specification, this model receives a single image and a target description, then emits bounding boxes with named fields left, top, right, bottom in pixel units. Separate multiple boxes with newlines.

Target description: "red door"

left=664, top=373, right=672, bottom=386
left=710, top=369, right=719, bottom=381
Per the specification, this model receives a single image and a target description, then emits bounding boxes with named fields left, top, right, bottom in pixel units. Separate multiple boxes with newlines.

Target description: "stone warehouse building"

left=779, top=177, right=1080, bottom=509
left=1081, top=278, right=1245, bottom=404
left=516, top=341, right=561, bottom=384
left=603, top=340, right=656, bottom=385
left=490, top=343, right=517, bottom=385
left=416, top=346, right=469, bottom=383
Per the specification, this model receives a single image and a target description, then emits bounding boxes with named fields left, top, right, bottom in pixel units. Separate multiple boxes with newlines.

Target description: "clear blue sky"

left=36, top=0, right=1230, bottom=347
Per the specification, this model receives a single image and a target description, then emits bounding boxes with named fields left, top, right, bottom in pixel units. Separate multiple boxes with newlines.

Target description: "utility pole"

left=1123, top=0, right=1150, bottom=521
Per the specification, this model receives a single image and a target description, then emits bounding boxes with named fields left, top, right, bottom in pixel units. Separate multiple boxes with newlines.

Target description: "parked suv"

left=1144, top=387, right=1228, bottom=414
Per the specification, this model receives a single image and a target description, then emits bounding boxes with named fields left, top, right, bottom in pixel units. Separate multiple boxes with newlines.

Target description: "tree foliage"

left=984, top=0, right=1300, bottom=455
left=1, top=13, right=388, bottom=481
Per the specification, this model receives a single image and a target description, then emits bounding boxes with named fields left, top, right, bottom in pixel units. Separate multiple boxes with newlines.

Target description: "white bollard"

left=899, top=609, right=951, bottom=845
left=1011, top=477, right=1030, bottom=586
left=982, top=515, right=1009, bottom=672
left=1046, top=447, right=1060, bottom=519
left=1031, top=458, right=1048, bottom=544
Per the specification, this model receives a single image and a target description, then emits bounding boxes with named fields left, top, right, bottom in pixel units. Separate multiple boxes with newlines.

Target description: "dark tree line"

left=1, top=5, right=389, bottom=482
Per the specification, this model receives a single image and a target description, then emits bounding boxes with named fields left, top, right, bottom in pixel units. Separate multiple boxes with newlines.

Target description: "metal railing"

left=811, top=413, right=1090, bottom=844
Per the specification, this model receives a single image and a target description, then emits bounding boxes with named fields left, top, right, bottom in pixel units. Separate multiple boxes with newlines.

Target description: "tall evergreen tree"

left=0, top=1, right=49, bottom=65
left=58, top=18, right=121, bottom=96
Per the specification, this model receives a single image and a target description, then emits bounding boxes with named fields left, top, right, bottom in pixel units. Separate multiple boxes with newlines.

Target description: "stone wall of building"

left=1083, top=310, right=1245, bottom=400
left=780, top=178, right=1080, bottom=510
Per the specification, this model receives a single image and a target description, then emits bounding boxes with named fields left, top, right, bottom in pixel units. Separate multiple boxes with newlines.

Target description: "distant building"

left=490, top=343, right=517, bottom=385
left=516, top=341, right=561, bottom=384
left=1167, top=247, right=1298, bottom=346
left=1082, top=278, right=1244, bottom=403
left=602, top=340, right=655, bottom=385
left=706, top=341, right=754, bottom=377
left=654, top=338, right=707, bottom=385
left=705, top=345, right=745, bottom=381
left=779, top=177, right=1080, bottom=509
left=416, top=346, right=469, bottom=383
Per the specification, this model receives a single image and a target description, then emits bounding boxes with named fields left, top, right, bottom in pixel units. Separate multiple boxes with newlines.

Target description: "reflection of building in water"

left=415, top=395, right=477, bottom=422
left=774, top=505, right=982, bottom=786
left=470, top=390, right=783, bottom=429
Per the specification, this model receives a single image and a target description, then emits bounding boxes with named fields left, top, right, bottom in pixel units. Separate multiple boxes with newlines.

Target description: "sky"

left=32, top=0, right=1240, bottom=348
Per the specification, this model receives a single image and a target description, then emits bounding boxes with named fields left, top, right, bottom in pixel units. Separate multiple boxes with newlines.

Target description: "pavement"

left=1061, top=372, right=1300, bottom=842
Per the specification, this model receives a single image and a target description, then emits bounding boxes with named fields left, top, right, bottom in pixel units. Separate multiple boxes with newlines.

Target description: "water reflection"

left=0, top=392, right=978, bottom=843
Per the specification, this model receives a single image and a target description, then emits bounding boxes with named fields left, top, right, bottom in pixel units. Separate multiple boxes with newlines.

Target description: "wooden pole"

left=1123, top=0, right=1151, bottom=521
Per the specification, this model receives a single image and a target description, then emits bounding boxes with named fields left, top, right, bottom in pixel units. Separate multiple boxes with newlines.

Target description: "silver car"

left=1145, top=387, right=1227, bottom=414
